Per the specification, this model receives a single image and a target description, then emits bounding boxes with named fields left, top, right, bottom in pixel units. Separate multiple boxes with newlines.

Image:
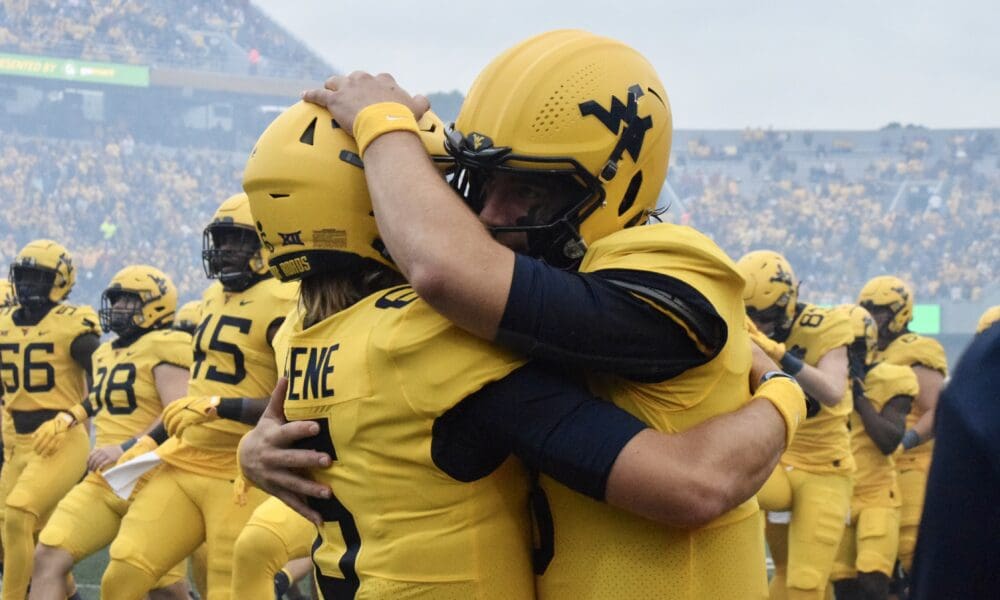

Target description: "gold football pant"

left=896, top=467, right=927, bottom=572
left=231, top=496, right=315, bottom=600
left=765, top=469, right=852, bottom=600
left=0, top=427, right=88, bottom=600
left=101, top=463, right=267, bottom=600
left=831, top=505, right=900, bottom=579
left=38, top=473, right=186, bottom=587
left=0, top=407, right=14, bottom=564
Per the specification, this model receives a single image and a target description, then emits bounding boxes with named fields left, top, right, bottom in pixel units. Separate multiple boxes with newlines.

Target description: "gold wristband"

left=353, top=102, right=420, bottom=157
left=755, top=376, right=806, bottom=449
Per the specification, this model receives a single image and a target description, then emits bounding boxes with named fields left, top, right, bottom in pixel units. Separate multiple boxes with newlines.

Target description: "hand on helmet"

left=302, top=71, right=430, bottom=136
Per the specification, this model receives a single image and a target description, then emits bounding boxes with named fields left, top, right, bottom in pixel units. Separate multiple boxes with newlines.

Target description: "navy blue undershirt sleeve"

left=496, top=254, right=726, bottom=382
left=432, top=362, right=647, bottom=500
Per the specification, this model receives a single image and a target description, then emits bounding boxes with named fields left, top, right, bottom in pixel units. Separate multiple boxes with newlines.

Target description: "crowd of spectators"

left=1, top=123, right=996, bottom=313
left=0, top=132, right=245, bottom=306
left=0, top=0, right=329, bottom=79
left=668, top=129, right=999, bottom=304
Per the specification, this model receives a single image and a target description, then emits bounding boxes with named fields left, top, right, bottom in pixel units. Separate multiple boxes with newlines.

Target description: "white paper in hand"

left=100, top=451, right=162, bottom=499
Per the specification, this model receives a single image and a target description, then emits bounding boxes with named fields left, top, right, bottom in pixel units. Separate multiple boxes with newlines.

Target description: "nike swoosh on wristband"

left=384, top=115, right=408, bottom=121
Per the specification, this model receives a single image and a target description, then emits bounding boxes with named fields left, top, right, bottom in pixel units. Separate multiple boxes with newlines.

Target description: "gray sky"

left=253, top=0, right=999, bottom=130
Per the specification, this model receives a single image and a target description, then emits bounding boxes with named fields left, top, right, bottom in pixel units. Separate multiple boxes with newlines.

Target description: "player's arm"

left=70, top=332, right=100, bottom=389
left=902, top=365, right=945, bottom=449
left=854, top=388, right=912, bottom=455
left=437, top=363, right=803, bottom=529
left=794, top=346, right=848, bottom=407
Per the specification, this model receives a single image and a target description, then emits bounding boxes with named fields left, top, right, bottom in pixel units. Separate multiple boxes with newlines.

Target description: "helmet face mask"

left=453, top=150, right=595, bottom=263
left=100, top=290, right=143, bottom=337
left=202, top=222, right=264, bottom=291
left=10, top=265, right=56, bottom=306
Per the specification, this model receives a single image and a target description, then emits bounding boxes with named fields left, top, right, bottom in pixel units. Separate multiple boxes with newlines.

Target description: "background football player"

left=737, top=250, right=854, bottom=600
left=858, top=276, right=947, bottom=585
left=0, top=240, right=100, bottom=600
left=100, top=194, right=297, bottom=600
left=830, top=305, right=916, bottom=600
left=29, top=265, right=192, bottom=600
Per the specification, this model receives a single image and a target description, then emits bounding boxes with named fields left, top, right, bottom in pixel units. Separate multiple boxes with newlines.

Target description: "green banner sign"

left=0, top=52, right=149, bottom=87
left=910, top=304, right=940, bottom=335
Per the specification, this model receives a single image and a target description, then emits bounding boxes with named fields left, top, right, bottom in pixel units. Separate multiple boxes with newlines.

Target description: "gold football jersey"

left=876, top=333, right=947, bottom=471
left=0, top=303, right=99, bottom=412
left=778, top=303, right=855, bottom=474
left=89, top=329, right=193, bottom=447
left=851, top=362, right=918, bottom=505
left=158, top=278, right=296, bottom=479
left=538, top=224, right=768, bottom=599
left=279, top=286, right=533, bottom=599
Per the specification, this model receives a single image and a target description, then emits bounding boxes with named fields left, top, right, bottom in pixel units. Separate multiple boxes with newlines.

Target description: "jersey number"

left=0, top=342, right=55, bottom=393
left=191, top=315, right=252, bottom=384
left=799, top=313, right=825, bottom=328
left=298, top=418, right=360, bottom=598
left=90, top=364, right=138, bottom=415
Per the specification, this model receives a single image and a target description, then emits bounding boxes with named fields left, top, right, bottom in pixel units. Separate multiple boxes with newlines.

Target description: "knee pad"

left=234, top=523, right=288, bottom=572
left=102, top=558, right=158, bottom=598
left=787, top=564, right=824, bottom=593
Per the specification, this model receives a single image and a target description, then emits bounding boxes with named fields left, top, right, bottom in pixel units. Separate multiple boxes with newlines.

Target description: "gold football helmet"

left=736, top=250, right=799, bottom=332
left=0, top=280, right=15, bottom=307
left=9, top=239, right=76, bottom=304
left=202, top=193, right=270, bottom=291
left=173, top=300, right=202, bottom=334
left=858, top=275, right=914, bottom=335
left=446, top=29, right=672, bottom=268
left=976, top=305, right=1000, bottom=334
left=243, top=101, right=445, bottom=281
left=100, top=265, right=178, bottom=336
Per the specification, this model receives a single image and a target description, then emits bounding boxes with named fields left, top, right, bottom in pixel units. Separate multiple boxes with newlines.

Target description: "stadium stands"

left=0, top=0, right=330, bottom=79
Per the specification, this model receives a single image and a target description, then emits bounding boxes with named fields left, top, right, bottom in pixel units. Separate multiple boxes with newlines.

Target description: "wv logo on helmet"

left=578, top=84, right=653, bottom=162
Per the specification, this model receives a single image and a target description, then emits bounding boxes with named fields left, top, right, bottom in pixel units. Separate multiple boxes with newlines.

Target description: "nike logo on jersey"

left=239, top=299, right=253, bottom=306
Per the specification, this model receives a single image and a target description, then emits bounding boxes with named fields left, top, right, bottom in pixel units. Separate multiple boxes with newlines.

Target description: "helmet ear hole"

left=299, top=117, right=318, bottom=146
left=618, top=171, right=643, bottom=217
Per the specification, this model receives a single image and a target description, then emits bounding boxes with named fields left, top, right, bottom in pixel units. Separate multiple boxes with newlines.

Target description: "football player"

left=245, top=85, right=804, bottom=596
left=0, top=240, right=100, bottom=600
left=736, top=251, right=854, bottom=600
left=830, top=305, right=917, bottom=600
left=29, top=265, right=192, bottom=600
left=173, top=300, right=202, bottom=335
left=858, top=276, right=947, bottom=579
left=100, top=195, right=297, bottom=600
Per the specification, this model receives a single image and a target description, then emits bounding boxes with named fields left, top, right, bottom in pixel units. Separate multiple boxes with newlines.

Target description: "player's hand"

left=162, top=395, right=220, bottom=437
left=32, top=411, right=75, bottom=457
left=748, top=327, right=787, bottom=363
left=240, top=378, right=331, bottom=526
left=88, top=444, right=124, bottom=472
left=302, top=71, right=430, bottom=136
left=116, top=435, right=158, bottom=464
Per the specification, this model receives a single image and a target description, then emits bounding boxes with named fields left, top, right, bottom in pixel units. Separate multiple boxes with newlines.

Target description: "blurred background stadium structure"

left=1, top=0, right=996, bottom=367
